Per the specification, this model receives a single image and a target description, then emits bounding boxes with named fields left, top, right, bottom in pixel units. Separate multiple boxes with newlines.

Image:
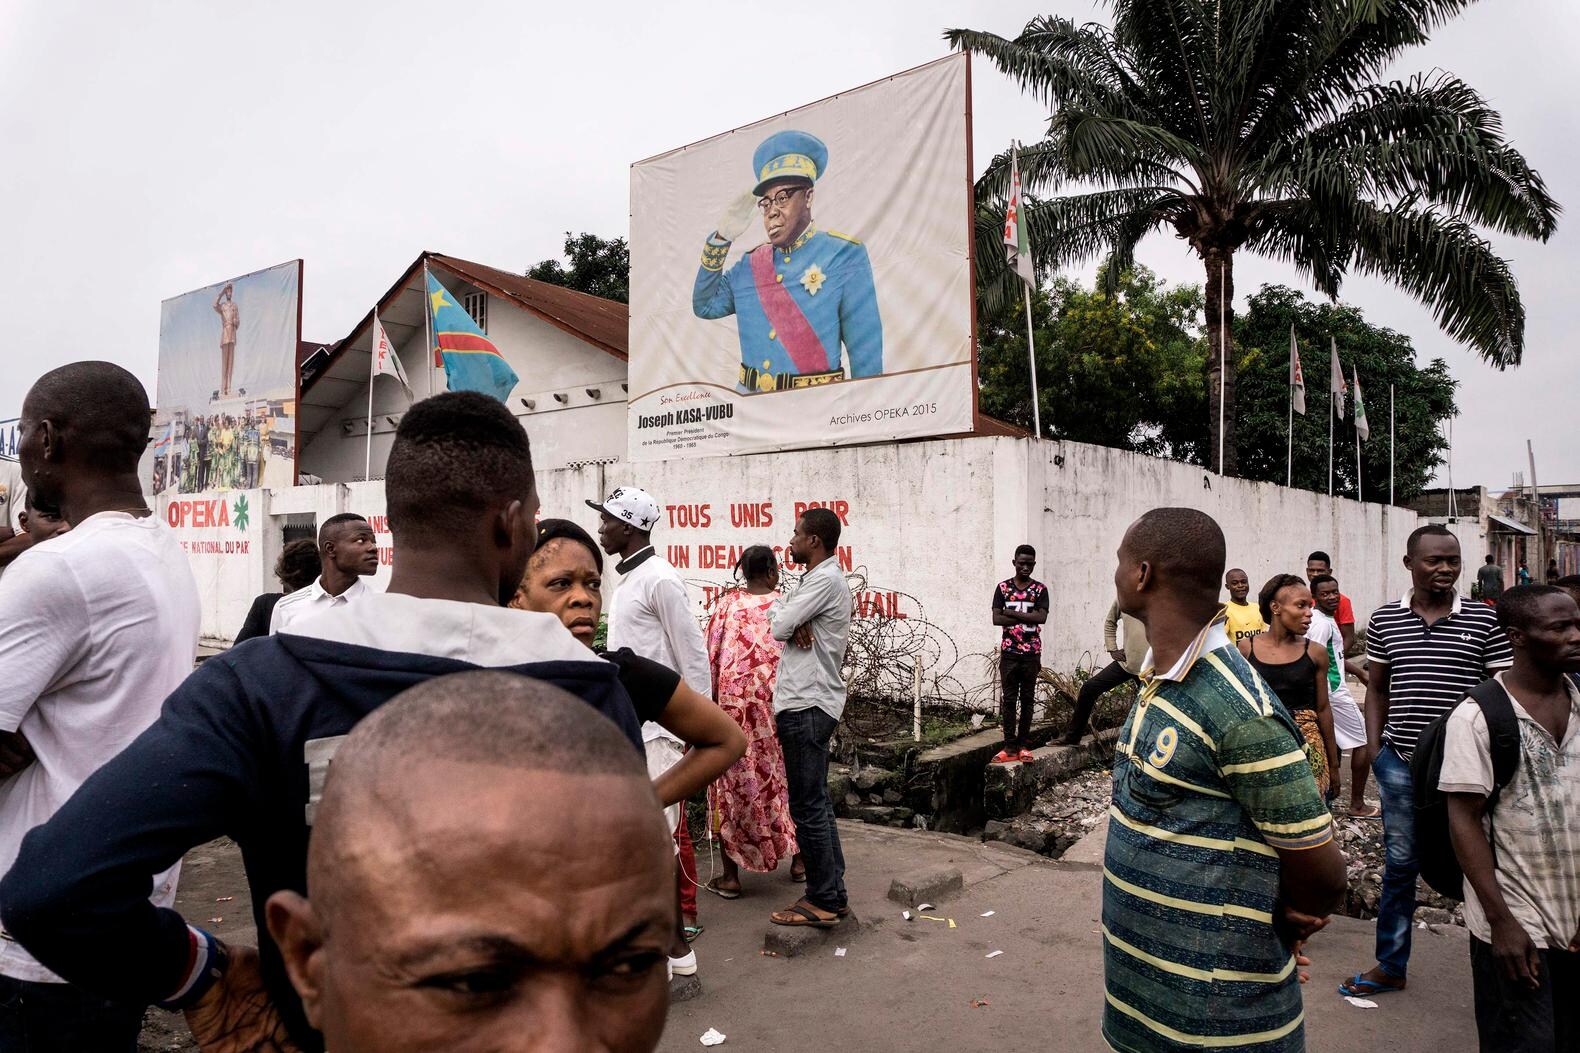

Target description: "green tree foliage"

left=979, top=267, right=1208, bottom=461
left=1233, top=285, right=1456, bottom=503
left=949, top=3, right=1558, bottom=476
left=526, top=232, right=629, bottom=303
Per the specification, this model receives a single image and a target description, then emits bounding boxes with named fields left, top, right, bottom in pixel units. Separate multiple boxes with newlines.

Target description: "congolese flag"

left=427, top=272, right=518, bottom=402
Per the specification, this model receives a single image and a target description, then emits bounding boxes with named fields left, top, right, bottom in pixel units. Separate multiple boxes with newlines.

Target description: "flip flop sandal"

left=1338, top=974, right=1404, bottom=997
left=790, top=868, right=807, bottom=883
left=1348, top=808, right=1383, bottom=820
left=705, top=878, right=742, bottom=900
left=683, top=924, right=705, bottom=943
left=771, top=903, right=838, bottom=929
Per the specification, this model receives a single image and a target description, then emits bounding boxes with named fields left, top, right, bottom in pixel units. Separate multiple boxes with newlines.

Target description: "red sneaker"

left=990, top=749, right=1017, bottom=764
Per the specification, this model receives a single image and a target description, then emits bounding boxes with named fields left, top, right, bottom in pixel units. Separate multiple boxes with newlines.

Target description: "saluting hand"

left=714, top=190, right=759, bottom=243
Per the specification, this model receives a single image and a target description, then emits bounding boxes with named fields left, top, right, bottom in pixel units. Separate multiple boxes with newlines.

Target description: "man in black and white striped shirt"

left=1340, top=524, right=1513, bottom=999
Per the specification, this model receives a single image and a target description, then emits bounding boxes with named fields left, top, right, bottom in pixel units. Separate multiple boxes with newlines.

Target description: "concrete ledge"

left=761, top=911, right=862, bottom=958
left=886, top=864, right=964, bottom=907
left=983, top=728, right=1119, bottom=821
left=668, top=973, right=703, bottom=1002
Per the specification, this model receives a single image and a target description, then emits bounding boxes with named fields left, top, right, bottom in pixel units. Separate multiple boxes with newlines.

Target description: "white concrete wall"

left=300, top=291, right=629, bottom=481
left=1027, top=441, right=1419, bottom=673
left=183, top=436, right=1423, bottom=704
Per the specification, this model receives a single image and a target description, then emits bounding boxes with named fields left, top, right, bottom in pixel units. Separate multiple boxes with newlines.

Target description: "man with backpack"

left=1339, top=525, right=1513, bottom=999
left=1439, top=585, right=1580, bottom=1051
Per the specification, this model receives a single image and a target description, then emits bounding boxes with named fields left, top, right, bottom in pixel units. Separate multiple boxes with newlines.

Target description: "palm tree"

left=949, top=2, right=1558, bottom=474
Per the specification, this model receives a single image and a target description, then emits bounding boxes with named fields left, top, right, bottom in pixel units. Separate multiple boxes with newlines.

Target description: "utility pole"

left=1528, top=440, right=1544, bottom=582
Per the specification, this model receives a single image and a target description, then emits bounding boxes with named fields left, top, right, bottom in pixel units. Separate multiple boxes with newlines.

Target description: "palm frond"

left=1274, top=74, right=1560, bottom=240
left=1242, top=201, right=1349, bottom=297
left=1350, top=201, right=1525, bottom=366
left=945, top=21, right=1145, bottom=119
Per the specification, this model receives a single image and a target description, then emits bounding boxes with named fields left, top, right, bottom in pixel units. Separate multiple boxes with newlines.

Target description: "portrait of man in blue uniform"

left=693, top=130, right=884, bottom=395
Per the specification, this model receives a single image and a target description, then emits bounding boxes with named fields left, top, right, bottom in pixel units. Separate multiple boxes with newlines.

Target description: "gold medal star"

left=800, top=263, right=826, bottom=296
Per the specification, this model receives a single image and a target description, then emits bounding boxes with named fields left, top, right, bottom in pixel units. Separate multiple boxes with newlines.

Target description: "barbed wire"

left=690, top=565, right=1136, bottom=744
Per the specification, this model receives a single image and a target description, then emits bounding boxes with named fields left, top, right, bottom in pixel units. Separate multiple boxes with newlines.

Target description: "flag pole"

left=1327, top=389, right=1334, bottom=497
left=1023, top=282, right=1041, bottom=439
left=1286, top=371, right=1294, bottom=488
left=366, top=310, right=377, bottom=482
left=423, top=260, right=435, bottom=398
left=1217, top=262, right=1226, bottom=475
left=1389, top=384, right=1396, bottom=506
left=1355, top=405, right=1363, bottom=503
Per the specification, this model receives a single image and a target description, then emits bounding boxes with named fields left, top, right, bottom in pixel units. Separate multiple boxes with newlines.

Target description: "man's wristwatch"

left=157, top=926, right=231, bottom=1010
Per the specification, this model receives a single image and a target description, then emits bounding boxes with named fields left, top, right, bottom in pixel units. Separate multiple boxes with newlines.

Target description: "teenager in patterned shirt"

left=991, top=545, right=1048, bottom=763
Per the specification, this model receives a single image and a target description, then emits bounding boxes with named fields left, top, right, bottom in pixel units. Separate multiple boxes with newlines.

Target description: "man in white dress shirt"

left=270, top=513, right=379, bottom=635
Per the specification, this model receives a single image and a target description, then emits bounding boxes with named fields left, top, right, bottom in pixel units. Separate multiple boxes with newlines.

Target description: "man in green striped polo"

left=1103, top=508, right=1348, bottom=1052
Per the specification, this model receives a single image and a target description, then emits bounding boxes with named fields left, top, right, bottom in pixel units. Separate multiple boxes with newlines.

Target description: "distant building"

left=298, top=252, right=628, bottom=480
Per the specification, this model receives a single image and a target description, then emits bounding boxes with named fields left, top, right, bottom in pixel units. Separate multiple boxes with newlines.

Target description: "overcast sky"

left=1, top=0, right=1572, bottom=490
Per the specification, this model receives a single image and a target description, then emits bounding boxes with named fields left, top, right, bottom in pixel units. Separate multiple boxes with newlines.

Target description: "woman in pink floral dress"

left=705, top=546, right=800, bottom=896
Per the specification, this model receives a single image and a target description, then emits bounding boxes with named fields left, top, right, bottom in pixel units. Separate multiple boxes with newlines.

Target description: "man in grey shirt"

left=768, top=507, right=853, bottom=929
left=1477, top=555, right=1505, bottom=602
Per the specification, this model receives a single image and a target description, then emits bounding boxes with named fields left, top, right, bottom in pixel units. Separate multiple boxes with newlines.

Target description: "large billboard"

left=628, top=53, right=975, bottom=460
left=150, top=260, right=301, bottom=494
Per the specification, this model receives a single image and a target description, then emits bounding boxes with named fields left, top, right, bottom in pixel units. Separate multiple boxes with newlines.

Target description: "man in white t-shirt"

left=589, top=485, right=711, bottom=977
left=269, top=512, right=379, bottom=635
left=1309, top=573, right=1376, bottom=817
left=0, top=362, right=201, bottom=1050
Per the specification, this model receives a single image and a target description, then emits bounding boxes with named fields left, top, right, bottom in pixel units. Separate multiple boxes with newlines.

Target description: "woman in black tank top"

left=1237, top=574, right=1339, bottom=799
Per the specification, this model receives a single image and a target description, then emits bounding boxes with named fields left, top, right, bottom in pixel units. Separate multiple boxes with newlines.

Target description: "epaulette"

left=826, top=230, right=863, bottom=245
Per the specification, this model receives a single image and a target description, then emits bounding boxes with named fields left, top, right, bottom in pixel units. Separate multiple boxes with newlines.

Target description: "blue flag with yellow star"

left=427, top=271, right=518, bottom=402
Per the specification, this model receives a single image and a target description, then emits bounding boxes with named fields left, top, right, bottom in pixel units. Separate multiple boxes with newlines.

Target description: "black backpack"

left=1409, top=679, right=1521, bottom=901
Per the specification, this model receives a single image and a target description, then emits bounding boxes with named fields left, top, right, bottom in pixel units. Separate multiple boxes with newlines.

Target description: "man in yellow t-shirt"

left=1224, top=567, right=1266, bottom=643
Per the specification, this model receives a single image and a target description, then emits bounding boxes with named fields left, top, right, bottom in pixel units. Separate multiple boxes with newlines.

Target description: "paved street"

left=144, top=818, right=1476, bottom=1051
left=661, top=819, right=1474, bottom=1052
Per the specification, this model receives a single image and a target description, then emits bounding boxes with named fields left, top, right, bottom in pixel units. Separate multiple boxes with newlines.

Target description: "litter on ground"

left=980, top=910, right=995, bottom=917
left=985, top=950, right=1004, bottom=959
left=1344, top=997, right=1379, bottom=1009
left=700, top=1028, right=727, bottom=1046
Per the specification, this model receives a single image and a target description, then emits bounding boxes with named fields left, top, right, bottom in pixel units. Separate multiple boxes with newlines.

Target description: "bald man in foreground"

left=268, top=671, right=675, bottom=1053
left=1102, top=508, right=1346, bottom=1053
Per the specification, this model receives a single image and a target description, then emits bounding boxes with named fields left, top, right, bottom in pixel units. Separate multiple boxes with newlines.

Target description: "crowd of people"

left=0, top=359, right=1573, bottom=1052
left=151, top=412, right=272, bottom=494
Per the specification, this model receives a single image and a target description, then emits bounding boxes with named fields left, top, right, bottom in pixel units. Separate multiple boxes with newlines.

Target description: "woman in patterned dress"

left=704, top=546, right=800, bottom=897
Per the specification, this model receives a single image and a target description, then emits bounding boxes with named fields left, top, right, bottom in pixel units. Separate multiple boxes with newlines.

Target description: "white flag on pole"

left=1329, top=337, right=1348, bottom=419
left=1003, top=148, right=1036, bottom=287
left=1290, top=325, right=1306, bottom=415
left=371, top=312, right=412, bottom=396
left=1353, top=367, right=1369, bottom=442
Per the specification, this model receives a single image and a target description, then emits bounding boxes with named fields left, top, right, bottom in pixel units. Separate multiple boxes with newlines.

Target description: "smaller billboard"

left=151, top=260, right=302, bottom=494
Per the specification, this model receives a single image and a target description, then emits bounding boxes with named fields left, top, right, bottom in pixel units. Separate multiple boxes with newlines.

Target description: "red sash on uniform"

left=748, top=246, right=828, bottom=374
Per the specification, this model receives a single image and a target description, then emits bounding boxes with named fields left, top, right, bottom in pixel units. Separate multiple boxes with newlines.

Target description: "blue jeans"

left=776, top=706, right=847, bottom=913
left=1374, top=743, right=1418, bottom=977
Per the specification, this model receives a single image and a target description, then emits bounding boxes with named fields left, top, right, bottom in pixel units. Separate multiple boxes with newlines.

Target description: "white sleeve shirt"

left=606, top=550, right=710, bottom=744
left=269, top=575, right=373, bottom=636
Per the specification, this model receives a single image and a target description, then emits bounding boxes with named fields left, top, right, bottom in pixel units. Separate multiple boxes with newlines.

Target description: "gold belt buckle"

left=789, top=370, right=842, bottom=389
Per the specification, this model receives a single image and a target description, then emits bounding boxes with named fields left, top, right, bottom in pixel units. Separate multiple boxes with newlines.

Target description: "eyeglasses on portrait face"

left=757, top=186, right=808, bottom=213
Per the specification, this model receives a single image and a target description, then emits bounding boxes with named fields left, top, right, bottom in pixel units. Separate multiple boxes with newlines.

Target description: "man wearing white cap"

left=588, top=485, right=712, bottom=977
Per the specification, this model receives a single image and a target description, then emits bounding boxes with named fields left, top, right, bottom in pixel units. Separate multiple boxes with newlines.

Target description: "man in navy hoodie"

left=0, top=391, right=642, bottom=1053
